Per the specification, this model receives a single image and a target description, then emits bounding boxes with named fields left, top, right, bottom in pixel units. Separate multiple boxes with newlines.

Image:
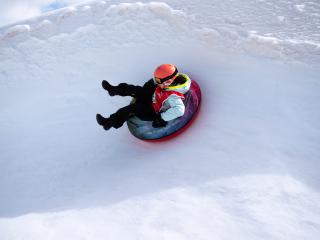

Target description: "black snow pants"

left=109, top=79, right=157, bottom=128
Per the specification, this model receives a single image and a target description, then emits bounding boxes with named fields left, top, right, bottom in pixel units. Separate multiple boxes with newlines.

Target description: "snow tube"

left=127, top=80, right=201, bottom=140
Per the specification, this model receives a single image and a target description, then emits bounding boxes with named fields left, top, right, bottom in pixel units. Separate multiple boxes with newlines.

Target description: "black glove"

left=152, top=114, right=167, bottom=128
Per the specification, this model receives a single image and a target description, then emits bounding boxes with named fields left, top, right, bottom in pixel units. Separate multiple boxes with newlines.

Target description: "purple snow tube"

left=127, top=80, right=202, bottom=140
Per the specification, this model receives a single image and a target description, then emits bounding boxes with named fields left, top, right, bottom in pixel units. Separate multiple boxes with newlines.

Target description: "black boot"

left=96, top=114, right=112, bottom=130
left=102, top=80, right=117, bottom=96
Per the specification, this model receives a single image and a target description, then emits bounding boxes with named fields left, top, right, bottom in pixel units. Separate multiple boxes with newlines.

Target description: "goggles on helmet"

left=154, top=67, right=178, bottom=84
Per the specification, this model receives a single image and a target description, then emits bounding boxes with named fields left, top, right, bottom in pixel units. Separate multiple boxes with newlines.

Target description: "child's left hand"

left=152, top=114, right=167, bottom=128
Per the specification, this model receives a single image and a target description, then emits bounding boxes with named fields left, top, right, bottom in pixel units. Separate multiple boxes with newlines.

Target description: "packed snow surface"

left=0, top=1, right=320, bottom=239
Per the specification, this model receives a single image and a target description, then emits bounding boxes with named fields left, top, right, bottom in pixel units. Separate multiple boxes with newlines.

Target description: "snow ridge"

left=1, top=1, right=319, bottom=65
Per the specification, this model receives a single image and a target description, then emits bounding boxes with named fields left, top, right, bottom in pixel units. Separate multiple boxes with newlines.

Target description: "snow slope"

left=0, top=1, right=320, bottom=239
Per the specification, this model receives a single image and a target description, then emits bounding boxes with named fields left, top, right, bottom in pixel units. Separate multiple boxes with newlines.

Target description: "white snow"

left=296, top=4, right=305, bottom=12
left=0, top=1, right=320, bottom=240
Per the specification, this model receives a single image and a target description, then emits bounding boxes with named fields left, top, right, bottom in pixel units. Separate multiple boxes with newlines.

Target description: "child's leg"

left=102, top=81, right=149, bottom=99
left=109, top=103, right=156, bottom=129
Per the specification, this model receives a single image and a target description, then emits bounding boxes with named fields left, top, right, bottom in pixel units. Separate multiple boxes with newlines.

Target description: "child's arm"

left=160, top=95, right=185, bottom=121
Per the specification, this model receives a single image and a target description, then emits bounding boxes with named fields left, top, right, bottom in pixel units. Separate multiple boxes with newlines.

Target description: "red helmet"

left=154, top=64, right=178, bottom=84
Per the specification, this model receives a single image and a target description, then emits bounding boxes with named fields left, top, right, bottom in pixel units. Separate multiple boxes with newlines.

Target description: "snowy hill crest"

left=1, top=1, right=319, bottom=65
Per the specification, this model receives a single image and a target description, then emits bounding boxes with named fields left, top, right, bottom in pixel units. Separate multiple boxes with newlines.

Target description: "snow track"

left=0, top=1, right=320, bottom=239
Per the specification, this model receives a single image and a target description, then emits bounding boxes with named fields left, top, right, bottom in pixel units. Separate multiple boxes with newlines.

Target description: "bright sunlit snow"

left=0, top=0, right=320, bottom=239
left=0, top=0, right=89, bottom=27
